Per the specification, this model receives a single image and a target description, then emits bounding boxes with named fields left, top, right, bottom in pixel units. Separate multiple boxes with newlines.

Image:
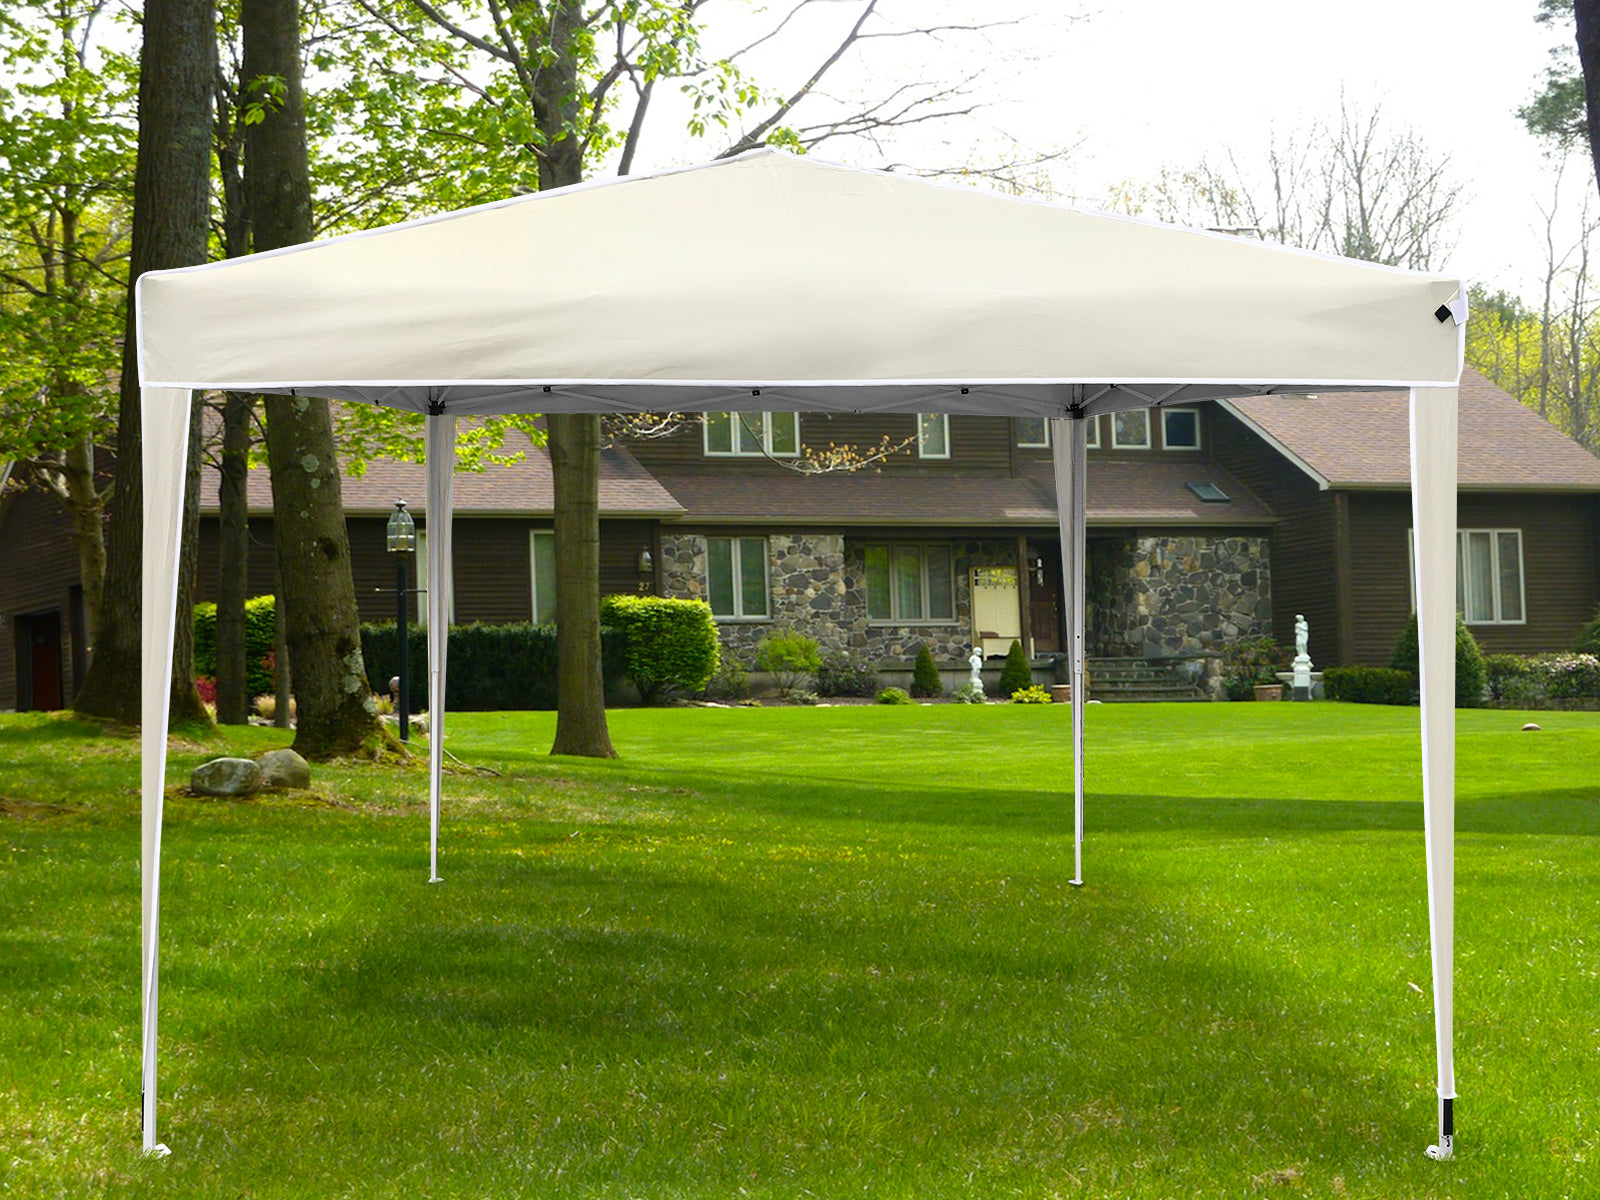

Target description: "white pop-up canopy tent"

left=134, top=150, right=1466, bottom=1159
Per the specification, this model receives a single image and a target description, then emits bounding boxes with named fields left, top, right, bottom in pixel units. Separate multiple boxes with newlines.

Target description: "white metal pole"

left=1051, top=411, right=1088, bottom=887
left=140, top=386, right=191, bottom=1158
left=424, top=411, right=455, bottom=883
left=1411, top=385, right=1459, bottom=1160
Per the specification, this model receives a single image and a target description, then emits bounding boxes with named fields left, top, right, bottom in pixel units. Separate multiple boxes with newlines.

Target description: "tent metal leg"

left=139, top=386, right=192, bottom=1158
left=1051, top=412, right=1089, bottom=887
left=1410, top=384, right=1459, bottom=1159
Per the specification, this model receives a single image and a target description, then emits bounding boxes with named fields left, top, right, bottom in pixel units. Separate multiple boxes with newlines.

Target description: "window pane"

left=532, top=532, right=556, bottom=623
left=1497, top=531, right=1523, bottom=622
left=1163, top=409, right=1199, bottom=448
left=770, top=412, right=798, bottom=455
left=865, top=545, right=891, bottom=620
left=1464, top=531, right=1494, bottom=622
left=894, top=546, right=924, bottom=620
left=705, top=412, right=732, bottom=453
left=1017, top=417, right=1048, bottom=446
left=1085, top=415, right=1100, bottom=449
left=739, top=537, right=768, bottom=617
left=925, top=546, right=953, bottom=619
left=918, top=414, right=947, bottom=457
left=735, top=412, right=763, bottom=455
left=707, top=537, right=735, bottom=615
left=1113, top=410, right=1149, bottom=448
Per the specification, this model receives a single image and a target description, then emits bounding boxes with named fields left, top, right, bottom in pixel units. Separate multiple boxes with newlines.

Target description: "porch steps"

left=1086, top=657, right=1209, bottom=703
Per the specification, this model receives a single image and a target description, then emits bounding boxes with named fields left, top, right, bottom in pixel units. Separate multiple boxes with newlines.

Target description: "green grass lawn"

left=2, top=702, right=1598, bottom=1198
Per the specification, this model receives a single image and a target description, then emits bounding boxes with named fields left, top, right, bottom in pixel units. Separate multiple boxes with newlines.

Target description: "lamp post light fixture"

left=386, top=500, right=416, bottom=741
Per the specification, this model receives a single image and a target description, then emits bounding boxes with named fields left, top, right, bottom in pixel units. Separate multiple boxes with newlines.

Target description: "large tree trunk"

left=60, top=435, right=106, bottom=642
left=244, top=0, right=384, bottom=757
left=1579, top=1, right=1600, bottom=200
left=214, top=393, right=253, bottom=723
left=74, top=0, right=215, bottom=726
left=548, top=413, right=615, bottom=758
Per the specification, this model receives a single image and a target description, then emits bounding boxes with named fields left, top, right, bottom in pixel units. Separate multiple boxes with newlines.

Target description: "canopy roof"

left=136, top=149, right=1464, bottom=416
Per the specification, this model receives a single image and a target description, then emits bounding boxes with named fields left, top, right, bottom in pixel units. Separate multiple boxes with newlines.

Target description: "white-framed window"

left=863, top=544, right=956, bottom=623
left=1112, top=409, right=1151, bottom=449
left=1162, top=407, right=1201, bottom=450
left=917, top=413, right=950, bottom=459
left=1408, top=528, right=1526, bottom=625
left=707, top=536, right=769, bottom=619
left=1019, top=416, right=1100, bottom=449
left=703, top=412, right=800, bottom=457
left=414, top=529, right=455, bottom=627
left=530, top=529, right=556, bottom=623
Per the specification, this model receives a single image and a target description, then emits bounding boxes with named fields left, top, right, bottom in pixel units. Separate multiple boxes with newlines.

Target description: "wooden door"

left=27, top=611, right=63, bottom=711
left=1028, top=544, right=1062, bottom=654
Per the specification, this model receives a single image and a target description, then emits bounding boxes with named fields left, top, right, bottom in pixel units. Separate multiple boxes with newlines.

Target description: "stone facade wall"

left=1089, top=534, right=1271, bottom=659
left=659, top=531, right=1017, bottom=666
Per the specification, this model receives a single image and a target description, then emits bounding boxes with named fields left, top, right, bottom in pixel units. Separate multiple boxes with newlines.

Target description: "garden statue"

left=1292, top=614, right=1313, bottom=700
left=968, top=650, right=985, bottom=695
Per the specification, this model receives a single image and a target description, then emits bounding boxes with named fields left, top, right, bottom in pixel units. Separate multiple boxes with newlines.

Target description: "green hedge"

left=598, top=595, right=719, bottom=703
left=193, top=595, right=277, bottom=698
left=360, top=622, right=626, bottom=711
left=1323, top=666, right=1415, bottom=706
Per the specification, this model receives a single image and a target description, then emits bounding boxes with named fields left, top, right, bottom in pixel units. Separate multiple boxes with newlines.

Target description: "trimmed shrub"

left=998, top=640, right=1031, bottom=697
left=815, top=652, right=878, bottom=698
left=1323, top=666, right=1415, bottom=705
left=1390, top=613, right=1487, bottom=708
left=755, top=630, right=823, bottom=697
left=911, top=645, right=943, bottom=698
left=876, top=686, right=913, bottom=705
left=601, top=595, right=720, bottom=703
left=194, top=595, right=278, bottom=699
left=1485, top=653, right=1538, bottom=703
left=360, top=622, right=626, bottom=711
left=953, top=682, right=985, bottom=704
left=1010, top=684, right=1053, bottom=705
left=1222, top=636, right=1286, bottom=699
left=1576, top=606, right=1600, bottom=655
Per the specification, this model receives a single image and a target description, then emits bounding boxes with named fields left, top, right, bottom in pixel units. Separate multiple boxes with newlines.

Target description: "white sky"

left=633, top=0, right=1579, bottom=302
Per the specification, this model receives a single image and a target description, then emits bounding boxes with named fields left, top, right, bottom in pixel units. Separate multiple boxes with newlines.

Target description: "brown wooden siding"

left=1347, top=492, right=1600, bottom=663
left=1209, top=407, right=1343, bottom=662
left=0, top=486, right=89, bottom=710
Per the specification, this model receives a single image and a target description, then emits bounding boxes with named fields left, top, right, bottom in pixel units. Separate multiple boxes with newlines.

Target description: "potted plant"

left=1222, top=636, right=1287, bottom=701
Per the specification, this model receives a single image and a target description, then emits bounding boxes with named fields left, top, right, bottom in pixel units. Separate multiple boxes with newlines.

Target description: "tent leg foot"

left=1068, top=878, right=1083, bottom=888
left=428, top=876, right=442, bottom=884
left=1426, top=1097, right=1454, bottom=1161
left=142, top=1144, right=172, bottom=1160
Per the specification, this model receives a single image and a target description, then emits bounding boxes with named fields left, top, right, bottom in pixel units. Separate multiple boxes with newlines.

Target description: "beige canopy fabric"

left=134, top=150, right=1465, bottom=1161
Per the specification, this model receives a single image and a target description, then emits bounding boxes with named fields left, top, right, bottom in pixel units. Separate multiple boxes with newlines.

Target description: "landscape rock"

left=190, top=757, right=263, bottom=797
left=1522, top=723, right=1542, bottom=732
left=256, top=748, right=312, bottom=789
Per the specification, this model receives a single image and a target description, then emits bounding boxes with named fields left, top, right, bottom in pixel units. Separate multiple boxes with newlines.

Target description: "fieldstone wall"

left=1089, top=534, right=1271, bottom=659
left=659, top=531, right=1017, bottom=667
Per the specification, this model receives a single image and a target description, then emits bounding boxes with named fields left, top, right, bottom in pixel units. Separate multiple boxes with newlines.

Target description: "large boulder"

left=256, top=748, right=312, bottom=790
left=190, top=757, right=263, bottom=797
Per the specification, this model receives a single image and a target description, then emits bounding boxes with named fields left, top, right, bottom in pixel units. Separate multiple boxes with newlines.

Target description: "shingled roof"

left=198, top=429, right=684, bottom=517
left=1222, top=368, right=1600, bottom=491
left=651, top=459, right=1273, bottom=527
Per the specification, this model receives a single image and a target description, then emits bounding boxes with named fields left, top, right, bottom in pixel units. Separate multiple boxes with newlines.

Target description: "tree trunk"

left=548, top=413, right=616, bottom=759
left=215, top=393, right=253, bottom=723
left=61, top=435, right=106, bottom=643
left=74, top=0, right=215, bottom=726
left=1580, top=1, right=1600, bottom=202
left=244, top=0, right=385, bottom=757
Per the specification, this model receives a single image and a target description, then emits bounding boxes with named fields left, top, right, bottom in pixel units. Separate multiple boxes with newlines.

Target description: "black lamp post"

left=386, top=499, right=416, bottom=741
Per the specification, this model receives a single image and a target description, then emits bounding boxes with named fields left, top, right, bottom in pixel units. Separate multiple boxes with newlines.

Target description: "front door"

left=26, top=611, right=63, bottom=711
left=1028, top=543, right=1063, bottom=654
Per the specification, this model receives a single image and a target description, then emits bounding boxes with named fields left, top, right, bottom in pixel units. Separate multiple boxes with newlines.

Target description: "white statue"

left=968, top=650, right=985, bottom=694
left=1292, top=614, right=1313, bottom=697
left=1294, top=614, right=1309, bottom=659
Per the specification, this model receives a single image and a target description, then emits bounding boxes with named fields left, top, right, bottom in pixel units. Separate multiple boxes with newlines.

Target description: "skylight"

left=1186, top=481, right=1231, bottom=503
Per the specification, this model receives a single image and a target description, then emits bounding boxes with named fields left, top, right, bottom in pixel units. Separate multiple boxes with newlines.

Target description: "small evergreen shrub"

left=755, top=630, right=823, bottom=697
left=601, top=595, right=720, bottom=703
left=193, top=595, right=278, bottom=698
left=998, top=640, right=1032, bottom=697
left=953, top=682, right=985, bottom=704
left=1323, top=666, right=1415, bottom=705
left=911, top=645, right=943, bottom=698
left=876, top=686, right=913, bottom=705
left=1575, top=605, right=1600, bottom=655
left=1010, top=684, right=1053, bottom=705
left=815, top=652, right=878, bottom=697
left=1390, top=613, right=1486, bottom=708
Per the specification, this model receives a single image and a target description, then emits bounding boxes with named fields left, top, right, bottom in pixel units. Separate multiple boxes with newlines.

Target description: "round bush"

left=876, top=686, right=913, bottom=705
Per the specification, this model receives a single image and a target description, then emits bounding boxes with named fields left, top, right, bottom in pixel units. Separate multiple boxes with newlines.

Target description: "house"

left=4, top=369, right=1599, bottom=709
